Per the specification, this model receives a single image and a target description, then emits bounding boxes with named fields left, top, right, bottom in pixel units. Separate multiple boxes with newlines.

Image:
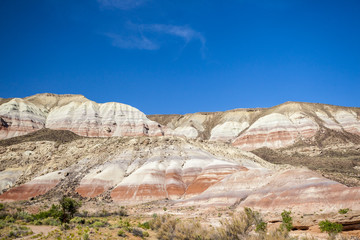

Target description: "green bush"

left=338, top=208, right=349, bottom=214
left=59, top=197, right=82, bottom=223
left=5, top=215, right=15, bottom=223
left=91, top=220, right=108, bottom=228
left=143, top=231, right=149, bottom=237
left=319, top=220, right=343, bottom=236
left=0, top=219, right=7, bottom=229
left=0, top=203, right=5, bottom=211
left=280, top=210, right=293, bottom=231
left=16, top=211, right=34, bottom=222
left=83, top=233, right=90, bottom=240
left=33, top=220, right=43, bottom=225
left=117, top=230, right=126, bottom=237
left=255, top=221, right=267, bottom=233
left=71, top=217, right=86, bottom=224
left=42, top=217, right=61, bottom=226
left=138, top=221, right=150, bottom=229
left=6, top=225, right=33, bottom=238
left=32, top=204, right=62, bottom=221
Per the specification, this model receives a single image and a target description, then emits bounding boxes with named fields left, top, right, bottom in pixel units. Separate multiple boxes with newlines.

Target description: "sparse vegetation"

left=319, top=220, right=343, bottom=239
left=0, top=201, right=350, bottom=240
left=280, top=210, right=293, bottom=231
left=59, top=196, right=82, bottom=223
left=339, top=208, right=349, bottom=214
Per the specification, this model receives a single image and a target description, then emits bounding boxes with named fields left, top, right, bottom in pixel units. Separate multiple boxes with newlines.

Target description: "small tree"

left=280, top=210, right=293, bottom=231
left=59, top=197, right=81, bottom=224
left=319, top=220, right=343, bottom=239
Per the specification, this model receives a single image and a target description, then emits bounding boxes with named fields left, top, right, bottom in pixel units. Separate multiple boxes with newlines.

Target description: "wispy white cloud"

left=97, top=0, right=148, bottom=10
left=105, top=33, right=158, bottom=50
left=104, top=23, right=206, bottom=57
left=140, top=24, right=206, bottom=46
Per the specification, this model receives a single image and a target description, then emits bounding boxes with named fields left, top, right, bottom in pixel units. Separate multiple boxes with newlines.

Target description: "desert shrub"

left=16, top=211, right=34, bottom=222
left=143, top=231, right=150, bottom=237
left=264, top=229, right=293, bottom=240
left=132, top=228, right=144, bottom=237
left=149, top=214, right=172, bottom=230
left=138, top=221, right=150, bottom=229
left=118, top=206, right=128, bottom=217
left=175, top=220, right=210, bottom=240
left=71, top=216, right=86, bottom=224
left=85, top=218, right=96, bottom=225
left=91, top=220, right=108, bottom=228
left=216, top=207, right=266, bottom=239
left=0, top=203, right=5, bottom=211
left=32, top=204, right=62, bottom=221
left=61, top=223, right=71, bottom=230
left=255, top=221, right=267, bottom=233
left=118, top=229, right=126, bottom=237
left=6, top=225, right=33, bottom=238
left=5, top=215, right=15, bottom=223
left=42, top=217, right=61, bottom=226
left=83, top=232, right=90, bottom=240
left=319, top=220, right=342, bottom=239
left=0, top=219, right=7, bottom=229
left=59, top=197, right=82, bottom=223
left=280, top=210, right=293, bottom=231
left=152, top=214, right=211, bottom=240
left=338, top=208, right=349, bottom=214
left=116, top=218, right=132, bottom=231
left=33, top=220, right=43, bottom=225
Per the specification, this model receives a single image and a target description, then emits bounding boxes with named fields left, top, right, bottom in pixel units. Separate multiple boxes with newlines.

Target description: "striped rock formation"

left=187, top=167, right=360, bottom=213
left=2, top=94, right=359, bottom=150
left=1, top=134, right=359, bottom=214
left=46, top=101, right=163, bottom=137
left=232, top=112, right=319, bottom=150
left=0, top=170, right=65, bottom=201
left=75, top=143, right=244, bottom=202
left=0, top=93, right=164, bottom=139
left=0, top=98, right=47, bottom=139
left=149, top=102, right=360, bottom=150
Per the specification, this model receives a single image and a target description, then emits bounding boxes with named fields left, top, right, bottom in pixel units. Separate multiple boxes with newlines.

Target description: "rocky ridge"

left=149, top=101, right=360, bottom=150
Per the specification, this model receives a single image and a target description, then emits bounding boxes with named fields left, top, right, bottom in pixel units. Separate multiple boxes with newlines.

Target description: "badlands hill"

left=1, top=93, right=360, bottom=232
left=0, top=93, right=164, bottom=140
left=149, top=101, right=360, bottom=150
left=1, top=93, right=360, bottom=150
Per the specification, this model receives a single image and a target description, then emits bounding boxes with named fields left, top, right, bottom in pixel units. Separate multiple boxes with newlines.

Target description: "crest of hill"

left=149, top=101, right=360, bottom=127
left=24, top=93, right=89, bottom=110
left=0, top=97, right=13, bottom=106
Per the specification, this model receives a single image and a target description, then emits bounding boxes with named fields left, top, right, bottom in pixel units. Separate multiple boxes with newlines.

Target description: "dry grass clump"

left=150, top=208, right=318, bottom=240
left=149, top=214, right=211, bottom=240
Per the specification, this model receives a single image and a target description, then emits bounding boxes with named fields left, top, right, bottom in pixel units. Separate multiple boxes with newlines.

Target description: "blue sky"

left=0, top=0, right=359, bottom=114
